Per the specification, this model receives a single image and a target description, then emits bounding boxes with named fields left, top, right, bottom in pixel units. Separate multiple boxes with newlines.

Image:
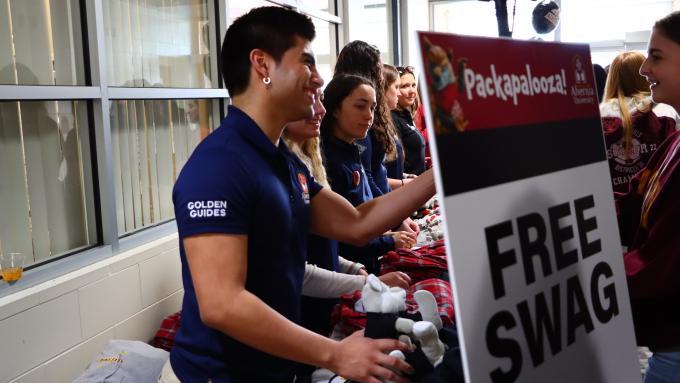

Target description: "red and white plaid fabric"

left=330, top=278, right=454, bottom=338
left=150, top=311, right=182, bottom=351
left=380, top=240, right=449, bottom=283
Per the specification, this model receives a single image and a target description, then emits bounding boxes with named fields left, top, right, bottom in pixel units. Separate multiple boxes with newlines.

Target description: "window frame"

left=0, top=0, right=341, bottom=298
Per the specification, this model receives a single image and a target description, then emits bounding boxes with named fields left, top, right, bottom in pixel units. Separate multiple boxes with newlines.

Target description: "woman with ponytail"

left=599, top=51, right=678, bottom=193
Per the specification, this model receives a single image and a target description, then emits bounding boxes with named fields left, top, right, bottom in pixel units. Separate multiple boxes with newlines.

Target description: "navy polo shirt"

left=385, top=138, right=404, bottom=180
left=392, top=109, right=426, bottom=175
left=358, top=130, right=391, bottom=197
left=321, top=134, right=394, bottom=273
left=170, top=106, right=322, bottom=383
left=300, top=234, right=339, bottom=339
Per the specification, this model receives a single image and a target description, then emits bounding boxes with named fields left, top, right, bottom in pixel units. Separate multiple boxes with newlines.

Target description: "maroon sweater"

left=617, top=130, right=680, bottom=350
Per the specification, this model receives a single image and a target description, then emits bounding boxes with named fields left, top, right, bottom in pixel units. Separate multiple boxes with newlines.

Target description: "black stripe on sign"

left=436, top=117, right=606, bottom=196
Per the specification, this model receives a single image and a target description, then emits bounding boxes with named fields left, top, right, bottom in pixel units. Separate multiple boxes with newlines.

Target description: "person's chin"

left=306, top=130, right=320, bottom=139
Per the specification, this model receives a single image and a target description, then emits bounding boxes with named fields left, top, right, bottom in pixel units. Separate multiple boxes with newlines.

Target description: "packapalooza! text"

left=187, top=200, right=227, bottom=218
left=483, top=195, right=618, bottom=382
left=464, top=64, right=567, bottom=106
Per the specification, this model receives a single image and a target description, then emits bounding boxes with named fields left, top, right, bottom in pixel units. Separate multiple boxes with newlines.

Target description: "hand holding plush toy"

left=361, top=275, right=447, bottom=382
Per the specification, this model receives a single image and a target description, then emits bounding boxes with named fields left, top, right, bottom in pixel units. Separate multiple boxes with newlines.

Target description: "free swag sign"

left=416, top=32, right=639, bottom=383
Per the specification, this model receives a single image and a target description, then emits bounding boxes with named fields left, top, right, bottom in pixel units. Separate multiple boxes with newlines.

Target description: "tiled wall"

left=0, top=234, right=183, bottom=383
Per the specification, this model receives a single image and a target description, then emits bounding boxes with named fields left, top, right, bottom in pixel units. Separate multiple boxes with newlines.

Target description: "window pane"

left=0, top=0, right=85, bottom=85
left=228, top=0, right=277, bottom=24
left=311, top=17, right=335, bottom=85
left=347, top=0, right=392, bottom=64
left=300, top=0, right=333, bottom=13
left=104, top=0, right=216, bottom=88
left=561, top=0, right=672, bottom=43
left=111, top=99, right=218, bottom=234
left=432, top=1, right=551, bottom=41
left=0, top=101, right=96, bottom=267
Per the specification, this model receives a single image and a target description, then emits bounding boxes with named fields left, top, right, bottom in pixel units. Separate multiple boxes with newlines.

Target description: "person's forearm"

left=388, top=177, right=403, bottom=189
left=353, top=169, right=435, bottom=243
left=203, top=288, right=338, bottom=368
left=310, top=169, right=435, bottom=246
left=303, top=263, right=366, bottom=297
left=338, top=256, right=365, bottom=274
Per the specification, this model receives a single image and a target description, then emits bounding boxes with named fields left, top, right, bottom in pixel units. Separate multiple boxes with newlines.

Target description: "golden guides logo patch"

left=187, top=200, right=227, bottom=218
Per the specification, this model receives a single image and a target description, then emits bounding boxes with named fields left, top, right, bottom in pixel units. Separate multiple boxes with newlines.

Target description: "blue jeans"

left=644, top=351, right=680, bottom=383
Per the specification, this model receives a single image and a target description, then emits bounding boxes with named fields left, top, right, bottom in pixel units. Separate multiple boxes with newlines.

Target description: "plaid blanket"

left=330, top=278, right=454, bottom=338
left=380, top=240, right=449, bottom=283
left=150, top=311, right=181, bottom=351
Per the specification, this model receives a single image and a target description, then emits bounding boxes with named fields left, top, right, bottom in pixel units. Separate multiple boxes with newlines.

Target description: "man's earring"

left=262, top=76, right=271, bottom=85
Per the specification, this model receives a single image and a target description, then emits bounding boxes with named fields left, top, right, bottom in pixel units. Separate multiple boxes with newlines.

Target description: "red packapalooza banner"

left=419, top=32, right=599, bottom=132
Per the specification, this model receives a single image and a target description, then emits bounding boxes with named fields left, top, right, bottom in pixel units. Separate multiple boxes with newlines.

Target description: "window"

left=0, top=0, right=86, bottom=85
left=430, top=0, right=553, bottom=41
left=228, top=0, right=276, bottom=23
left=0, top=101, right=95, bottom=266
left=112, top=98, right=217, bottom=235
left=0, top=0, right=341, bottom=288
left=300, top=0, right=333, bottom=13
left=346, top=0, right=393, bottom=64
left=104, top=0, right=216, bottom=88
left=311, top=16, right=336, bottom=84
left=560, top=0, right=673, bottom=67
left=561, top=0, right=672, bottom=43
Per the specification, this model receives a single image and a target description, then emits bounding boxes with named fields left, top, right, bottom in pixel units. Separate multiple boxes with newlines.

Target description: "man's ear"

left=250, top=48, right=271, bottom=81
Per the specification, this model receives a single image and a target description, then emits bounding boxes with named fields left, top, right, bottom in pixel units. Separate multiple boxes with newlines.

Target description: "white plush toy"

left=312, top=275, right=447, bottom=383
left=362, top=275, right=447, bottom=381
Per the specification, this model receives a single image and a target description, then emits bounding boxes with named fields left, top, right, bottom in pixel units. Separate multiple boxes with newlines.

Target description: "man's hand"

left=328, top=331, right=414, bottom=383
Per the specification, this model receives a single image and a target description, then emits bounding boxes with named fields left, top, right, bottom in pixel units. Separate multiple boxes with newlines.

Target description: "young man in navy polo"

left=166, top=6, right=436, bottom=383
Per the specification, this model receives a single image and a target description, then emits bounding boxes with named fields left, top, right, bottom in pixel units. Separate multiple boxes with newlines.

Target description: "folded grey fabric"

left=73, top=340, right=168, bottom=383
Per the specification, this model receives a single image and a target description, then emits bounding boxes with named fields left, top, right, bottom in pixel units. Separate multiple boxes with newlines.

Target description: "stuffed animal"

left=311, top=275, right=447, bottom=383
left=361, top=275, right=447, bottom=382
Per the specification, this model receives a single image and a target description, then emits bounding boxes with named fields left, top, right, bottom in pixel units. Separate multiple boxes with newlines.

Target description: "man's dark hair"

left=221, top=6, right=315, bottom=96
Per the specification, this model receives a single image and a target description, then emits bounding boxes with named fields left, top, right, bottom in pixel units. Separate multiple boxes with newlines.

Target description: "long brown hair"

left=602, top=51, right=651, bottom=155
left=382, top=64, right=403, bottom=162
left=334, top=41, right=397, bottom=160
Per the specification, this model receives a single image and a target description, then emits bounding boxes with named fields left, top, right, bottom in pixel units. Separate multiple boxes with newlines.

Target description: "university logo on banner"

left=416, top=32, right=639, bottom=383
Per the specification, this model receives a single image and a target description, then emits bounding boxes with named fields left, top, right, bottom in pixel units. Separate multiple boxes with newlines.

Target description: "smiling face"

left=639, top=28, right=680, bottom=111
left=397, top=72, right=417, bottom=109
left=269, top=36, right=324, bottom=121
left=285, top=90, right=326, bottom=142
left=332, top=84, right=376, bottom=143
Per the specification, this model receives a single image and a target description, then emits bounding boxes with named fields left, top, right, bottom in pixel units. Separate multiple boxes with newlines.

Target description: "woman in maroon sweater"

left=618, top=11, right=680, bottom=383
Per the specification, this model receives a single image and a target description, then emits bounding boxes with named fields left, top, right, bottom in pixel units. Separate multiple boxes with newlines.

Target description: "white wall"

left=0, top=233, right=183, bottom=383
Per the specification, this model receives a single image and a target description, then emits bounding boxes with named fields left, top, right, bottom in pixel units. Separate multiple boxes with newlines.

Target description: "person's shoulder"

left=185, top=128, right=249, bottom=170
left=174, top=130, right=256, bottom=196
left=652, top=103, right=680, bottom=120
left=599, top=99, right=622, bottom=117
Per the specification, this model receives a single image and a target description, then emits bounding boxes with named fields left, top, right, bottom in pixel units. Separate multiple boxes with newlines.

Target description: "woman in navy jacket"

left=321, top=74, right=416, bottom=273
